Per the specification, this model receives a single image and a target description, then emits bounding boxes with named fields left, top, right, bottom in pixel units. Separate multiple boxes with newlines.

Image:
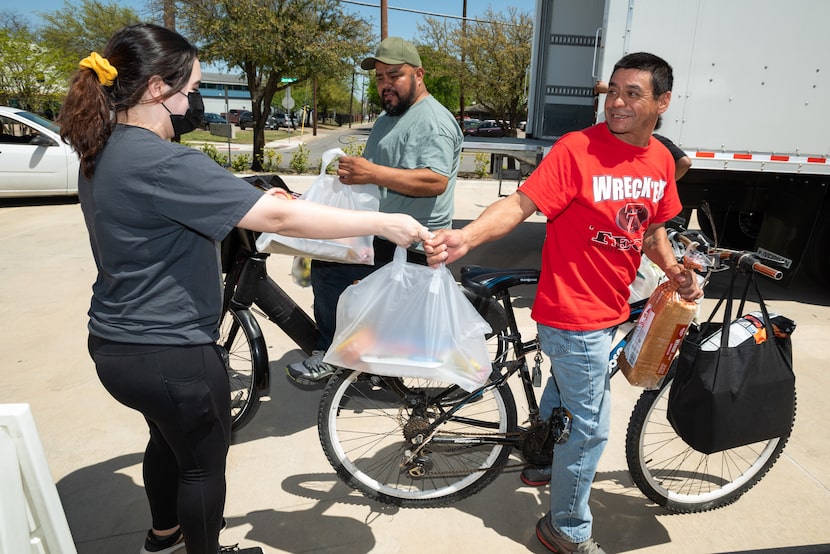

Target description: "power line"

left=339, top=0, right=520, bottom=27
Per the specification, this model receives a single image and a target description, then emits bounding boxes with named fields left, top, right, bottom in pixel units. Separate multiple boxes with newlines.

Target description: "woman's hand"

left=383, top=214, right=432, bottom=247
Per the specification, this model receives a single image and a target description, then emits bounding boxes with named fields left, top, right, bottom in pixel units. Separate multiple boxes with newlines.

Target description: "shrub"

left=230, top=153, right=251, bottom=172
left=260, top=149, right=283, bottom=172
left=201, top=143, right=229, bottom=167
left=341, top=139, right=365, bottom=158
left=290, top=143, right=311, bottom=173
left=474, top=152, right=489, bottom=178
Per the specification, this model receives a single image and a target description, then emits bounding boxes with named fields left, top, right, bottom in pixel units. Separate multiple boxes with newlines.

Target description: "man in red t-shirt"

left=425, top=52, right=702, bottom=554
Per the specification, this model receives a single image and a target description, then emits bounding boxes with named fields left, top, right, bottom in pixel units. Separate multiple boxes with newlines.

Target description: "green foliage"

left=200, top=143, right=229, bottom=166
left=316, top=74, right=360, bottom=120
left=453, top=7, right=533, bottom=133
left=230, top=153, right=251, bottom=172
left=341, top=139, right=365, bottom=158
left=178, top=0, right=373, bottom=171
left=474, top=152, right=489, bottom=178
left=260, top=149, right=283, bottom=172
left=290, top=143, right=310, bottom=173
left=38, top=0, right=142, bottom=76
left=416, top=7, right=533, bottom=133
left=0, top=28, right=67, bottom=112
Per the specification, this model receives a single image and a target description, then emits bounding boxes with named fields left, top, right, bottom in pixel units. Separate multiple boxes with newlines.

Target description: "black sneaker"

left=286, top=350, right=336, bottom=384
left=536, top=513, right=606, bottom=554
left=521, top=464, right=552, bottom=486
left=139, top=528, right=184, bottom=554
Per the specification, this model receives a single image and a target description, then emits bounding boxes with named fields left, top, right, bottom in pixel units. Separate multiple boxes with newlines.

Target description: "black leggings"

left=88, top=335, right=231, bottom=554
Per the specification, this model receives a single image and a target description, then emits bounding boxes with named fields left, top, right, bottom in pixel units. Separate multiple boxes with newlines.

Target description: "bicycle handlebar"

left=713, top=249, right=783, bottom=281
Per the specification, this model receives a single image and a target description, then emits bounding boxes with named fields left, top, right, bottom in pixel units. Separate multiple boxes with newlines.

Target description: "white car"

left=0, top=106, right=79, bottom=198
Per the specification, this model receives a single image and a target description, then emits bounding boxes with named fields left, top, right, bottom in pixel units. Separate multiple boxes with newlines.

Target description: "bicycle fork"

left=232, top=255, right=320, bottom=355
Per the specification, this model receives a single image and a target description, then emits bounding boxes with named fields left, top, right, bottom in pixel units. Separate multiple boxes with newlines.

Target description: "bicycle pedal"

left=551, top=407, right=572, bottom=444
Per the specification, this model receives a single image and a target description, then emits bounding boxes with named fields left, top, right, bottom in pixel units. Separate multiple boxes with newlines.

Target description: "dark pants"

left=88, top=336, right=231, bottom=554
left=311, top=237, right=427, bottom=351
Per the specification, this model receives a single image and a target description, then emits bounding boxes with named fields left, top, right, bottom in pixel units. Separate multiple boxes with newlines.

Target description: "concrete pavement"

left=1, top=176, right=829, bottom=553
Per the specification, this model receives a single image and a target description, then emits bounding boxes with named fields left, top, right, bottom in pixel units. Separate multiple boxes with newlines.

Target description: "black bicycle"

left=314, top=229, right=795, bottom=512
left=219, top=191, right=794, bottom=512
left=218, top=175, right=320, bottom=430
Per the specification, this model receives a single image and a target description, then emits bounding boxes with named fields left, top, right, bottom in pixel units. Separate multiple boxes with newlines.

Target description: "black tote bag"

left=667, top=272, right=795, bottom=454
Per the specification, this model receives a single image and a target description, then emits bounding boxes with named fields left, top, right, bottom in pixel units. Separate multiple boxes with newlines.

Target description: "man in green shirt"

left=287, top=36, right=463, bottom=384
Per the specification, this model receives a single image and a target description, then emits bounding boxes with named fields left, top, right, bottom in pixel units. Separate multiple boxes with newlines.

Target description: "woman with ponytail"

left=60, top=23, right=429, bottom=554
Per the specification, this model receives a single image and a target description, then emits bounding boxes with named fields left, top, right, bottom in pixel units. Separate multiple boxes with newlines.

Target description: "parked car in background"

left=222, top=109, right=245, bottom=124
left=464, top=119, right=505, bottom=138
left=268, top=113, right=293, bottom=129
left=241, top=112, right=294, bottom=130
left=201, top=112, right=227, bottom=130
left=0, top=106, right=79, bottom=198
left=238, top=111, right=254, bottom=130
left=461, top=118, right=481, bottom=132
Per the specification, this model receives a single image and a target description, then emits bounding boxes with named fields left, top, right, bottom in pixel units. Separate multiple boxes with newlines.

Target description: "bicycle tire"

left=318, top=368, right=517, bottom=507
left=625, top=369, right=794, bottom=513
left=218, top=308, right=269, bottom=431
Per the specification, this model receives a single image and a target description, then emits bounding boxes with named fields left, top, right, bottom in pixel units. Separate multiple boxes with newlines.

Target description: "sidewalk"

left=1, top=177, right=829, bottom=553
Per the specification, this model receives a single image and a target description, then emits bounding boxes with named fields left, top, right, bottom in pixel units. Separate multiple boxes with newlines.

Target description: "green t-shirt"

left=364, top=95, right=463, bottom=231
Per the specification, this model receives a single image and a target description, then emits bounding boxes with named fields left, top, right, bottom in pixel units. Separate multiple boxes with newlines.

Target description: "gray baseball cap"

left=360, top=36, right=422, bottom=70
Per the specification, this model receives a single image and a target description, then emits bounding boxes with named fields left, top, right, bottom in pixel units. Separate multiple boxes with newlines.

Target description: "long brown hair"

left=58, top=23, right=198, bottom=178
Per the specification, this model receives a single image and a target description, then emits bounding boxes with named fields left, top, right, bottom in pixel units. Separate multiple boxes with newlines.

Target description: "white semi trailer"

left=521, top=0, right=830, bottom=285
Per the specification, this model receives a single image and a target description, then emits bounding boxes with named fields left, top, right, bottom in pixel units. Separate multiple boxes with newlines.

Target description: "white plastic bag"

left=255, top=148, right=379, bottom=264
left=324, top=247, right=493, bottom=391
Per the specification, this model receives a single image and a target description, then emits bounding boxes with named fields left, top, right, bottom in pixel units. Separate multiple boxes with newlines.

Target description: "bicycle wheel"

left=318, top=368, right=517, bottom=507
left=218, top=308, right=268, bottom=431
left=625, top=369, right=795, bottom=513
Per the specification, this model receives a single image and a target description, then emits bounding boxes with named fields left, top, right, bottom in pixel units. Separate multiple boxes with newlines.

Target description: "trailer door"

left=528, top=0, right=605, bottom=140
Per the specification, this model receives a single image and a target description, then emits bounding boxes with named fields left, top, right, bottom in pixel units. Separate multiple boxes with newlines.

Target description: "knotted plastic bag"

left=255, top=148, right=379, bottom=264
left=324, top=247, right=493, bottom=391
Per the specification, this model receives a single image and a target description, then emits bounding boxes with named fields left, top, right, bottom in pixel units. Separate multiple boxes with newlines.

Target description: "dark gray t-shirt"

left=79, top=124, right=262, bottom=344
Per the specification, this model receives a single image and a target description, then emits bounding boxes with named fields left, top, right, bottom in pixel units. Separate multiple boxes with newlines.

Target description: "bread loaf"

left=618, top=281, right=698, bottom=389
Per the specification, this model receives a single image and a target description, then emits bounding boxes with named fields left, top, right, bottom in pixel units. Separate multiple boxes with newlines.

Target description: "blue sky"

left=16, top=1, right=535, bottom=42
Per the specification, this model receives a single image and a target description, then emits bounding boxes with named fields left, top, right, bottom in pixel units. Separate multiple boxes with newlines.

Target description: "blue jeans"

left=537, top=324, right=615, bottom=544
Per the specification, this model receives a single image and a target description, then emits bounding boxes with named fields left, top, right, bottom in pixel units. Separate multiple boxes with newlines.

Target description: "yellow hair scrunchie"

left=79, top=52, right=118, bottom=86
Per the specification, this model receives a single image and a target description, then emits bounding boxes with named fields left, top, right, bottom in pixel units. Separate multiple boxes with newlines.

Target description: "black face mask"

left=163, top=91, right=204, bottom=140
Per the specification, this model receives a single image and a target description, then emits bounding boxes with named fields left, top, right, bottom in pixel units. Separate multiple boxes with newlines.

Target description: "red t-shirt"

left=519, top=123, right=682, bottom=330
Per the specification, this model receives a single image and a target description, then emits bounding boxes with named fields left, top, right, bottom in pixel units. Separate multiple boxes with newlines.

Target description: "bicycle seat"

left=460, top=266, right=540, bottom=297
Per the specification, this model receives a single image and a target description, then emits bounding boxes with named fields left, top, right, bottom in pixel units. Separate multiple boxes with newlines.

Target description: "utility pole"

left=459, top=0, right=467, bottom=127
left=380, top=0, right=388, bottom=39
left=349, top=68, right=355, bottom=128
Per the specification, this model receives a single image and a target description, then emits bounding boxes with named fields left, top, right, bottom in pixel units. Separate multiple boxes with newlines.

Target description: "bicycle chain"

left=399, top=428, right=531, bottom=478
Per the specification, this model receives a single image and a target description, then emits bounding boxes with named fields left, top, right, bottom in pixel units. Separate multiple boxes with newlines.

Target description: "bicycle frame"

left=223, top=227, right=320, bottom=353
left=414, top=269, right=648, bottom=452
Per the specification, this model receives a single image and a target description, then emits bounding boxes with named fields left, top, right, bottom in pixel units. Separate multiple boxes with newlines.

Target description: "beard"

left=382, top=75, right=417, bottom=116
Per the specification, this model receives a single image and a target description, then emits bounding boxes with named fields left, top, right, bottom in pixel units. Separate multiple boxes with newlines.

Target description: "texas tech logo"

left=617, top=203, right=649, bottom=233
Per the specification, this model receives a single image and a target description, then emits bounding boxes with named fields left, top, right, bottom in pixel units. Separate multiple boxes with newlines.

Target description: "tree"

left=0, top=27, right=67, bottom=113
left=363, top=42, right=461, bottom=120
left=417, top=7, right=532, bottom=136
left=416, top=18, right=461, bottom=114
left=38, top=0, right=143, bottom=76
left=454, top=7, right=532, bottom=135
left=314, top=74, right=356, bottom=123
left=179, top=0, right=372, bottom=170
